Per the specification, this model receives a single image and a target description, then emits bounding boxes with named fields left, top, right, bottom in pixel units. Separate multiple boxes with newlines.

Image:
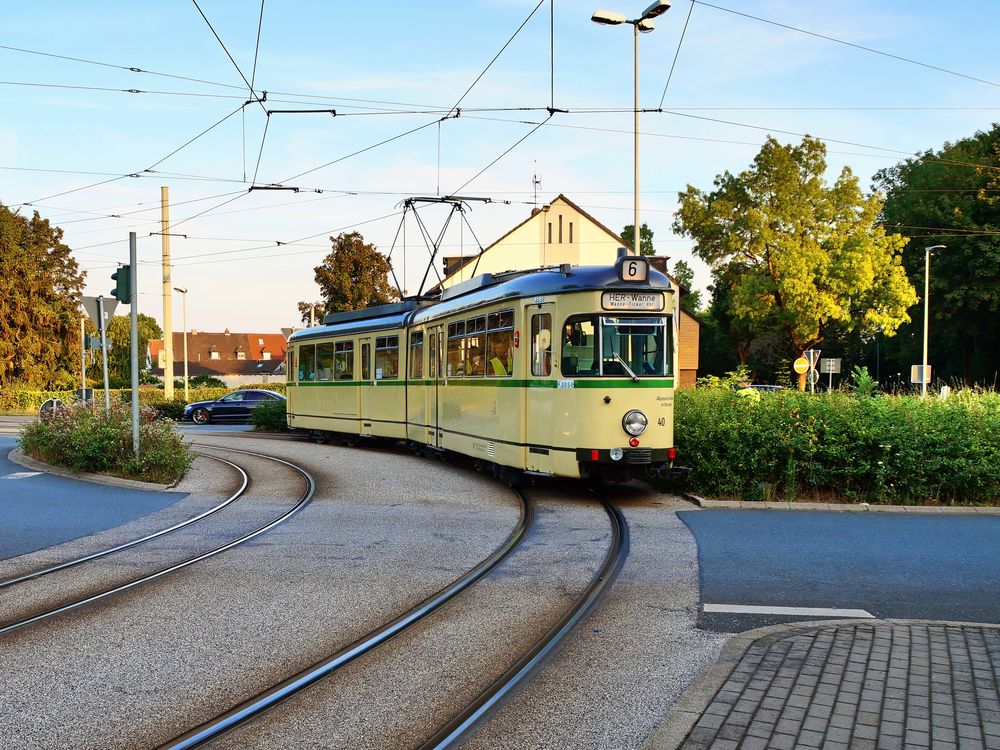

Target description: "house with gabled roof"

left=148, top=330, right=286, bottom=388
left=433, top=194, right=701, bottom=386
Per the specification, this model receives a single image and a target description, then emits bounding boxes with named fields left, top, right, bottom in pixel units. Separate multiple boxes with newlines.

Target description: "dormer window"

left=210, top=351, right=220, bottom=360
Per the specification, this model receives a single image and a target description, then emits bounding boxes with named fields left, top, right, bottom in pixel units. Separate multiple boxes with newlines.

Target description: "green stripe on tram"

left=291, top=378, right=674, bottom=389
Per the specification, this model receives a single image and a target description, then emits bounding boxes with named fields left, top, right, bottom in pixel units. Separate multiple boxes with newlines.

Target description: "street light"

left=592, top=1, right=671, bottom=255
left=174, top=286, right=189, bottom=402
left=921, top=245, right=945, bottom=398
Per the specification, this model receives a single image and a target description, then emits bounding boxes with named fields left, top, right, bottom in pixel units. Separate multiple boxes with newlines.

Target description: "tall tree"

left=620, top=223, right=655, bottom=256
left=105, top=313, right=162, bottom=387
left=0, top=205, right=85, bottom=388
left=671, top=259, right=702, bottom=314
left=874, top=125, right=1000, bottom=385
left=309, top=232, right=398, bottom=314
left=674, top=136, right=917, bottom=386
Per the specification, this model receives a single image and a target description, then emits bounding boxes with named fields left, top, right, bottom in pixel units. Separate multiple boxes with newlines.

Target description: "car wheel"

left=192, top=408, right=211, bottom=425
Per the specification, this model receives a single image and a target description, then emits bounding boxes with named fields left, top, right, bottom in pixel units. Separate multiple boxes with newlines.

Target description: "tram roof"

left=288, top=264, right=673, bottom=342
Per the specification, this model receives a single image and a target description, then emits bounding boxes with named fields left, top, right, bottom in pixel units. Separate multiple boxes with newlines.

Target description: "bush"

left=675, top=388, right=1000, bottom=505
left=18, top=402, right=194, bottom=484
left=249, top=399, right=289, bottom=432
left=149, top=399, right=188, bottom=421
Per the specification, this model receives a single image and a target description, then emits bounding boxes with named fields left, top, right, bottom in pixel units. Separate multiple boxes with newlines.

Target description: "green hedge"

left=0, top=383, right=287, bottom=415
left=18, top=402, right=193, bottom=484
left=675, top=389, right=1000, bottom=505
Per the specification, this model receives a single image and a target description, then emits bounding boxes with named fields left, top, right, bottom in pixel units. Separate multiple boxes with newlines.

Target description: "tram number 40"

left=657, top=417, right=666, bottom=426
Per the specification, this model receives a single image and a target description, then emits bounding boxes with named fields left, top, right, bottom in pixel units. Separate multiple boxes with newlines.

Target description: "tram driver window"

left=299, top=344, right=317, bottom=382
left=486, top=309, right=514, bottom=378
left=447, top=321, right=465, bottom=377
left=466, top=316, right=486, bottom=377
left=561, top=316, right=597, bottom=376
left=287, top=350, right=295, bottom=383
left=335, top=341, right=354, bottom=381
left=531, top=313, right=552, bottom=377
left=375, top=336, right=399, bottom=380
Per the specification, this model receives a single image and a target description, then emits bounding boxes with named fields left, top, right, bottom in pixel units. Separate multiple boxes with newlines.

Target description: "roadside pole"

left=129, top=232, right=140, bottom=459
left=80, top=316, right=86, bottom=401
left=98, top=296, right=111, bottom=414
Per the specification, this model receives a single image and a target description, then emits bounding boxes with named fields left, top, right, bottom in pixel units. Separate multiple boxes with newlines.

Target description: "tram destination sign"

left=601, top=291, right=664, bottom=311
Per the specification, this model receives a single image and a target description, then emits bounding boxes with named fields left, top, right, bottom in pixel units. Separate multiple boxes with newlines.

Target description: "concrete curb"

left=7, top=448, right=176, bottom=492
left=643, top=617, right=1000, bottom=750
left=681, top=492, right=1000, bottom=515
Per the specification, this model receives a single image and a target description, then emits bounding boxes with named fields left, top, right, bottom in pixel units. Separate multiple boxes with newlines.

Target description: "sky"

left=3, top=1, right=1000, bottom=334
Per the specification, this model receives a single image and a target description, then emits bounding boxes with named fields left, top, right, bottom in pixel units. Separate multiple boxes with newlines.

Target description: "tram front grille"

left=625, top=448, right=652, bottom=464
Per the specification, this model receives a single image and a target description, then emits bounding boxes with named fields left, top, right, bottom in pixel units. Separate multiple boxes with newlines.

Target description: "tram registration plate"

left=601, top=291, right=664, bottom=311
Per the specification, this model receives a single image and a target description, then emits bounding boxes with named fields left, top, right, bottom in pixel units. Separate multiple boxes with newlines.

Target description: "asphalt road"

left=680, top=508, right=1000, bottom=632
left=0, top=436, right=186, bottom=560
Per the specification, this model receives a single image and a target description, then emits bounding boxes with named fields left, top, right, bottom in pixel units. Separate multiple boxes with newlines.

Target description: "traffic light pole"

left=129, top=232, right=140, bottom=459
left=98, top=296, right=111, bottom=414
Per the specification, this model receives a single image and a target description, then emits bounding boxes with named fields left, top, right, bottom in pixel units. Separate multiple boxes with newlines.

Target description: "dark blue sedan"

left=182, top=389, right=285, bottom=425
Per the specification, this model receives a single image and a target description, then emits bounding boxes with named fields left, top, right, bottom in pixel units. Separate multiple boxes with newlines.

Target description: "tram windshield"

left=561, top=315, right=672, bottom=378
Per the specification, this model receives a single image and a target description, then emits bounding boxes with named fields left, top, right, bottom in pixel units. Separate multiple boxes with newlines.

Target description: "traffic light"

left=111, top=265, right=131, bottom=304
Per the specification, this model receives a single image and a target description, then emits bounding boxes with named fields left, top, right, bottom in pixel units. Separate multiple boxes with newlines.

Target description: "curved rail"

left=0, top=452, right=250, bottom=590
left=158, top=488, right=534, bottom=750
left=0, top=446, right=315, bottom=637
left=416, top=491, right=630, bottom=749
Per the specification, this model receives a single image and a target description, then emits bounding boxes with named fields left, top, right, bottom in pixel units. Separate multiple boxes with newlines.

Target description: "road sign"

left=911, top=364, right=932, bottom=384
left=805, top=349, right=822, bottom=368
left=807, top=370, right=820, bottom=386
left=81, top=296, right=118, bottom=331
left=820, top=358, right=842, bottom=374
left=793, top=357, right=810, bottom=374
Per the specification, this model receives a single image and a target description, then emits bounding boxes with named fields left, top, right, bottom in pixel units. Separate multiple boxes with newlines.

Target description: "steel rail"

left=0, top=452, right=250, bottom=590
left=416, top=491, right=630, bottom=749
left=158, top=487, right=534, bottom=750
left=0, top=446, right=315, bottom=637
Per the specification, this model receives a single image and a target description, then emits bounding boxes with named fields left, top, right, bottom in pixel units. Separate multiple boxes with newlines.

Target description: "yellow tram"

left=286, top=252, right=684, bottom=482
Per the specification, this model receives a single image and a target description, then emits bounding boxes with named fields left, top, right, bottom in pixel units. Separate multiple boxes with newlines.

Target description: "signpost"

left=910, top=365, right=931, bottom=385
left=793, top=357, right=809, bottom=374
left=81, top=295, right=117, bottom=414
left=820, top=357, right=842, bottom=391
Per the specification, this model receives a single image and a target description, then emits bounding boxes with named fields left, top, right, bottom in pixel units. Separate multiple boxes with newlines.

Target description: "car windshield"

left=561, top=315, right=672, bottom=377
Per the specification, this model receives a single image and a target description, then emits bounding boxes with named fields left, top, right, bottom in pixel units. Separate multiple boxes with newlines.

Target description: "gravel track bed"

left=466, top=484, right=729, bottom=750
left=206, top=487, right=610, bottom=750
left=0, top=437, right=518, bottom=749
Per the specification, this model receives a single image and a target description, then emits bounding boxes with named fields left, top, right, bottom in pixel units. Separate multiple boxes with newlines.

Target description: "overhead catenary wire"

left=658, top=0, right=695, bottom=109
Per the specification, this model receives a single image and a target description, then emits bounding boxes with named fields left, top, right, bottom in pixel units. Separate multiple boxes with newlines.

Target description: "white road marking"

left=703, top=603, right=875, bottom=618
left=3, top=472, right=42, bottom=480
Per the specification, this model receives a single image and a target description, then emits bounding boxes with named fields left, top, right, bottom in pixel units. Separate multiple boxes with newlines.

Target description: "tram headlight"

left=609, top=447, right=624, bottom=461
left=622, top=410, right=647, bottom=436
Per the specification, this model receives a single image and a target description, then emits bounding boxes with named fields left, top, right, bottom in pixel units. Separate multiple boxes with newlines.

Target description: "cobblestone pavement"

left=672, top=621, right=1000, bottom=750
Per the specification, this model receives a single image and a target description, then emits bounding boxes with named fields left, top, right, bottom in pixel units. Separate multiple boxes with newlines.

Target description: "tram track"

left=0, top=452, right=250, bottom=590
left=160, top=480, right=628, bottom=750
left=0, top=445, right=315, bottom=637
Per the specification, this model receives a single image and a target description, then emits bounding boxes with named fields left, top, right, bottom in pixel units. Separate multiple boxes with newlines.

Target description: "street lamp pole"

left=921, top=245, right=945, bottom=398
left=593, top=1, right=671, bottom=256
left=174, top=287, right=189, bottom=402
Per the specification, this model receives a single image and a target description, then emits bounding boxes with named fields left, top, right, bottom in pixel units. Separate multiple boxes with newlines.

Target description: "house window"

left=258, top=338, right=264, bottom=345
left=263, top=352, right=271, bottom=361
left=547, top=222, right=552, bottom=244
left=237, top=351, right=246, bottom=360
left=210, top=351, right=220, bottom=360
left=569, top=221, right=573, bottom=243
left=559, top=214, right=563, bottom=243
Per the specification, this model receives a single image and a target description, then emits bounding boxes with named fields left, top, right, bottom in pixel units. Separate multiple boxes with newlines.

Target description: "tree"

left=310, top=232, right=398, bottom=314
left=105, top=313, right=162, bottom=387
left=674, top=136, right=917, bottom=387
left=671, top=259, right=702, bottom=314
left=874, top=125, right=1000, bottom=385
left=621, top=223, right=655, bottom=256
left=296, top=301, right=327, bottom=326
left=0, top=205, right=85, bottom=388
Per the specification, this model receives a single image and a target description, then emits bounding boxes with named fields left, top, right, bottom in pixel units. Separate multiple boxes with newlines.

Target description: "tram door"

left=427, top=325, right=443, bottom=448
left=358, top=337, right=373, bottom=436
left=524, top=306, right=555, bottom=473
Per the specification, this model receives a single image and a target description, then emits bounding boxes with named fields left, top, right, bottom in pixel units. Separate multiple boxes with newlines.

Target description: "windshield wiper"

left=612, top=352, right=640, bottom=382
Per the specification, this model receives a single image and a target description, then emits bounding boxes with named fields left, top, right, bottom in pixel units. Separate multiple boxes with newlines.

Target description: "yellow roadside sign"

left=793, top=357, right=810, bottom=374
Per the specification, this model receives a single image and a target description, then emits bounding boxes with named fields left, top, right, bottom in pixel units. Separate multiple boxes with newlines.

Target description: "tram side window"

left=316, top=343, right=334, bottom=381
left=428, top=332, right=437, bottom=379
left=409, top=331, right=424, bottom=379
left=335, top=341, right=354, bottom=381
left=361, top=343, right=370, bottom=380
left=487, top=309, right=514, bottom=378
left=561, top=316, right=598, bottom=376
left=299, top=344, right=317, bottom=382
left=447, top=321, right=465, bottom=377
left=375, top=335, right=399, bottom=380
left=287, top=350, right=295, bottom=383
left=466, top=316, right=486, bottom=377
left=531, top=313, right=552, bottom=376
